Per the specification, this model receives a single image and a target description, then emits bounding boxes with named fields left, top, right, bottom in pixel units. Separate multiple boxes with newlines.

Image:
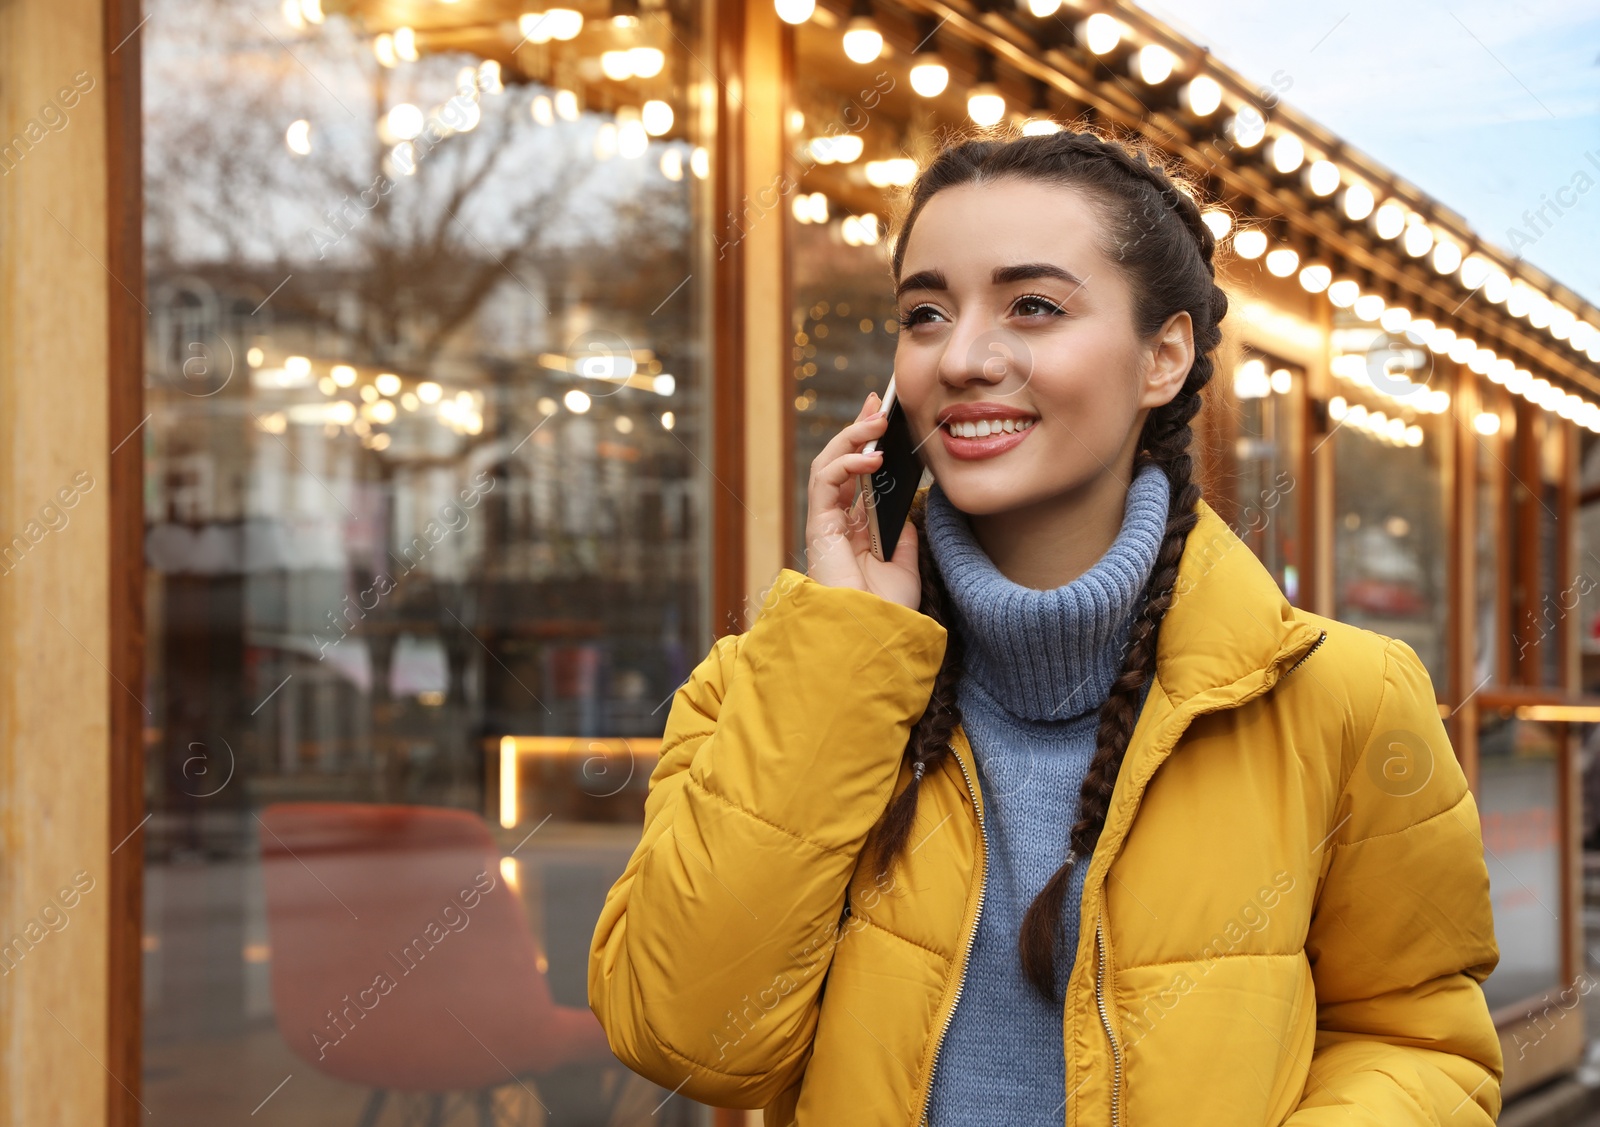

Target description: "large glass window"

left=142, top=0, right=715, bottom=1121
left=1227, top=347, right=1302, bottom=602
left=1579, top=432, right=1600, bottom=696
left=1474, top=382, right=1507, bottom=692
left=785, top=21, right=908, bottom=559
left=1328, top=314, right=1450, bottom=691
left=1479, top=713, right=1564, bottom=1012
left=1509, top=407, right=1567, bottom=688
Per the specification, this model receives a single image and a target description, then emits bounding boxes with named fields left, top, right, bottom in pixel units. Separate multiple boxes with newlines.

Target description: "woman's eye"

left=1015, top=295, right=1065, bottom=317
left=897, top=305, right=941, bottom=328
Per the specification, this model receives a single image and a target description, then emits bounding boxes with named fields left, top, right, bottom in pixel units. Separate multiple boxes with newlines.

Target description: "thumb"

left=893, top=515, right=919, bottom=561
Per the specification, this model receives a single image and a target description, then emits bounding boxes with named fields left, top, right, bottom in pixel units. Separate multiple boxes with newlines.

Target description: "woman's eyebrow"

left=896, top=262, right=1087, bottom=300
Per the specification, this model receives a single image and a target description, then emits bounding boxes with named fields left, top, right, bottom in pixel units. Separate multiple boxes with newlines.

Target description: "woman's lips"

left=937, top=417, right=1038, bottom=461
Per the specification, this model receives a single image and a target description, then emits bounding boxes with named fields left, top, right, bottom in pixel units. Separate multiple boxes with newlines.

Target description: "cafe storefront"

left=7, top=0, right=1600, bottom=1122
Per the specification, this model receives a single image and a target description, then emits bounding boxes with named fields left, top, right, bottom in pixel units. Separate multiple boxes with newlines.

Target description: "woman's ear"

left=1139, top=310, right=1194, bottom=410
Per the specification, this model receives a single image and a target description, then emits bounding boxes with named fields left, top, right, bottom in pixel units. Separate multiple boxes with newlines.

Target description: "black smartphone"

left=859, top=374, right=922, bottom=562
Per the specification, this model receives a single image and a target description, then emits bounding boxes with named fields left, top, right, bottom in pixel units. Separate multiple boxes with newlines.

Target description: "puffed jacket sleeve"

left=1285, top=637, right=1504, bottom=1125
left=587, top=568, right=948, bottom=1109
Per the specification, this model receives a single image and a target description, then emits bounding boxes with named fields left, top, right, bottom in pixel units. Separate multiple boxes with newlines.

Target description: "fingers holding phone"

left=804, top=385, right=922, bottom=611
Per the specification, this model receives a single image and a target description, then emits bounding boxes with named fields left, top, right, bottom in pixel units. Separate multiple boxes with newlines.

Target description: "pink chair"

left=259, top=802, right=616, bottom=1125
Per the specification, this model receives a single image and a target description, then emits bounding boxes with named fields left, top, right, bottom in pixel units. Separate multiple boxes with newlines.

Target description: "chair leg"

left=356, top=1089, right=387, bottom=1127
left=424, top=1093, right=446, bottom=1127
left=474, top=1087, right=495, bottom=1127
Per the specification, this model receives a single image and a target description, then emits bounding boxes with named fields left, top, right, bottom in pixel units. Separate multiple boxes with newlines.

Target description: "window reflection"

left=1478, top=713, right=1563, bottom=1012
left=785, top=23, right=905, bottom=559
left=142, top=0, right=713, bottom=1120
left=1474, top=386, right=1506, bottom=690
left=1329, top=313, right=1449, bottom=690
left=1578, top=433, right=1600, bottom=695
left=787, top=233, right=902, bottom=560
left=1228, top=348, right=1301, bottom=602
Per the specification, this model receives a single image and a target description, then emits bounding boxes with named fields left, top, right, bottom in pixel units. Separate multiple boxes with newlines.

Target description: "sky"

left=1133, top=0, right=1600, bottom=310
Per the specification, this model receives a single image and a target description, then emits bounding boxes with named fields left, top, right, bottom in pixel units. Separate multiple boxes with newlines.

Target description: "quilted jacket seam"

left=1330, top=786, right=1470, bottom=851
left=687, top=772, right=855, bottom=859
left=1120, top=950, right=1305, bottom=972
left=851, top=911, right=953, bottom=964
left=640, top=1004, right=811, bottom=1084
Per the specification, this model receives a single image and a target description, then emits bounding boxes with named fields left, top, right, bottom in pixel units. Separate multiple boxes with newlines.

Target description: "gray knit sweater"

left=919, top=462, right=1171, bottom=1126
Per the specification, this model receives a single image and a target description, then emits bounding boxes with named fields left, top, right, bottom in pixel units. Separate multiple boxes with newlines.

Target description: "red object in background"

left=259, top=803, right=613, bottom=1102
left=1341, top=578, right=1427, bottom=617
left=546, top=645, right=602, bottom=699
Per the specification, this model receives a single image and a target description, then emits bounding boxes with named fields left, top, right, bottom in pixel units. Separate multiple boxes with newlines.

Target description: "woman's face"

left=893, top=177, right=1191, bottom=517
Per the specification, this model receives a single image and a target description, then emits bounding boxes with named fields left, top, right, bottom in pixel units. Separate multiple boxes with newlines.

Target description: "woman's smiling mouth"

left=936, top=405, right=1040, bottom=461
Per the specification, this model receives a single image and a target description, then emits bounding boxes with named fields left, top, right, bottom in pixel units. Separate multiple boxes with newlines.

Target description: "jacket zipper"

left=917, top=747, right=987, bottom=1127
left=916, top=630, right=1325, bottom=1127
left=1094, top=916, right=1121, bottom=1127
left=1085, top=631, right=1324, bottom=1127
left=1282, top=629, right=1327, bottom=679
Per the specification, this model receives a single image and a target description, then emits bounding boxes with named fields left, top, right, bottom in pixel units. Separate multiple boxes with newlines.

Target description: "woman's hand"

left=804, top=391, right=922, bottom=610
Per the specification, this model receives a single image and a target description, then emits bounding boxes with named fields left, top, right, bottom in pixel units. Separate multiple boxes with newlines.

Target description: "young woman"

left=589, top=127, right=1502, bottom=1127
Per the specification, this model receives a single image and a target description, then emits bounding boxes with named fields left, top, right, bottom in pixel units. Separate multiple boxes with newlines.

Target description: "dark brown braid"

left=859, top=123, right=1229, bottom=1005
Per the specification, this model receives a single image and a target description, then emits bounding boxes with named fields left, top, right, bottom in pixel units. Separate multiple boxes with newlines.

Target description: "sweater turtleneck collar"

left=922, top=462, right=1172, bottom=723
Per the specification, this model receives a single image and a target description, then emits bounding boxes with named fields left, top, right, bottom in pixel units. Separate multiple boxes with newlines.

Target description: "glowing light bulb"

left=1340, top=183, right=1374, bottom=222
left=1135, top=44, right=1176, bottom=85
left=1232, top=229, right=1267, bottom=259
left=1179, top=75, right=1222, bottom=116
left=642, top=100, right=674, bottom=136
left=1353, top=293, right=1385, bottom=322
left=285, top=119, right=312, bottom=155
left=1326, top=279, right=1360, bottom=308
left=1079, top=13, right=1123, bottom=55
left=774, top=0, right=815, bottom=23
left=1304, top=159, right=1339, bottom=196
left=1267, top=134, right=1304, bottom=174
left=967, top=88, right=1006, bottom=127
left=1265, top=247, right=1299, bottom=277
left=842, top=18, right=883, bottom=64
left=1371, top=201, right=1405, bottom=240
left=1298, top=264, right=1331, bottom=293
left=910, top=59, right=949, bottom=98
left=1402, top=218, right=1433, bottom=257
left=1227, top=106, right=1266, bottom=148
left=1430, top=238, right=1461, bottom=275
left=1200, top=208, right=1231, bottom=241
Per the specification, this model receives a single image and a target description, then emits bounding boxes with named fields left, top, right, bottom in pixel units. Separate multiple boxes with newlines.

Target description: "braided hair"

left=859, top=124, right=1230, bottom=1005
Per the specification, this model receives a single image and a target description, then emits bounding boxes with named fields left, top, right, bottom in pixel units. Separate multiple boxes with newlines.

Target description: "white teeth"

left=944, top=417, right=1036, bottom=439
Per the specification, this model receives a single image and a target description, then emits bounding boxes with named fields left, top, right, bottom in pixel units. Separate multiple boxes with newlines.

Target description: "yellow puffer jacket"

left=588, top=496, right=1503, bottom=1126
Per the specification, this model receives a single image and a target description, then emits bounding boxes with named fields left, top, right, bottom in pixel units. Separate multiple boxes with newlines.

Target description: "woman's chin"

left=930, top=471, right=1037, bottom=518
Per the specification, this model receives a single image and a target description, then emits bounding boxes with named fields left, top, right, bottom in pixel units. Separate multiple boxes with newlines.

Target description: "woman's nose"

left=937, top=323, right=1035, bottom=390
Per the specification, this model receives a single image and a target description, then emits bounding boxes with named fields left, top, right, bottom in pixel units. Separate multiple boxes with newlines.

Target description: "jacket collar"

left=1153, top=496, right=1323, bottom=706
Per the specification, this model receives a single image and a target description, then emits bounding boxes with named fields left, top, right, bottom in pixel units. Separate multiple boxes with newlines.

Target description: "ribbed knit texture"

left=919, top=462, right=1171, bottom=1126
